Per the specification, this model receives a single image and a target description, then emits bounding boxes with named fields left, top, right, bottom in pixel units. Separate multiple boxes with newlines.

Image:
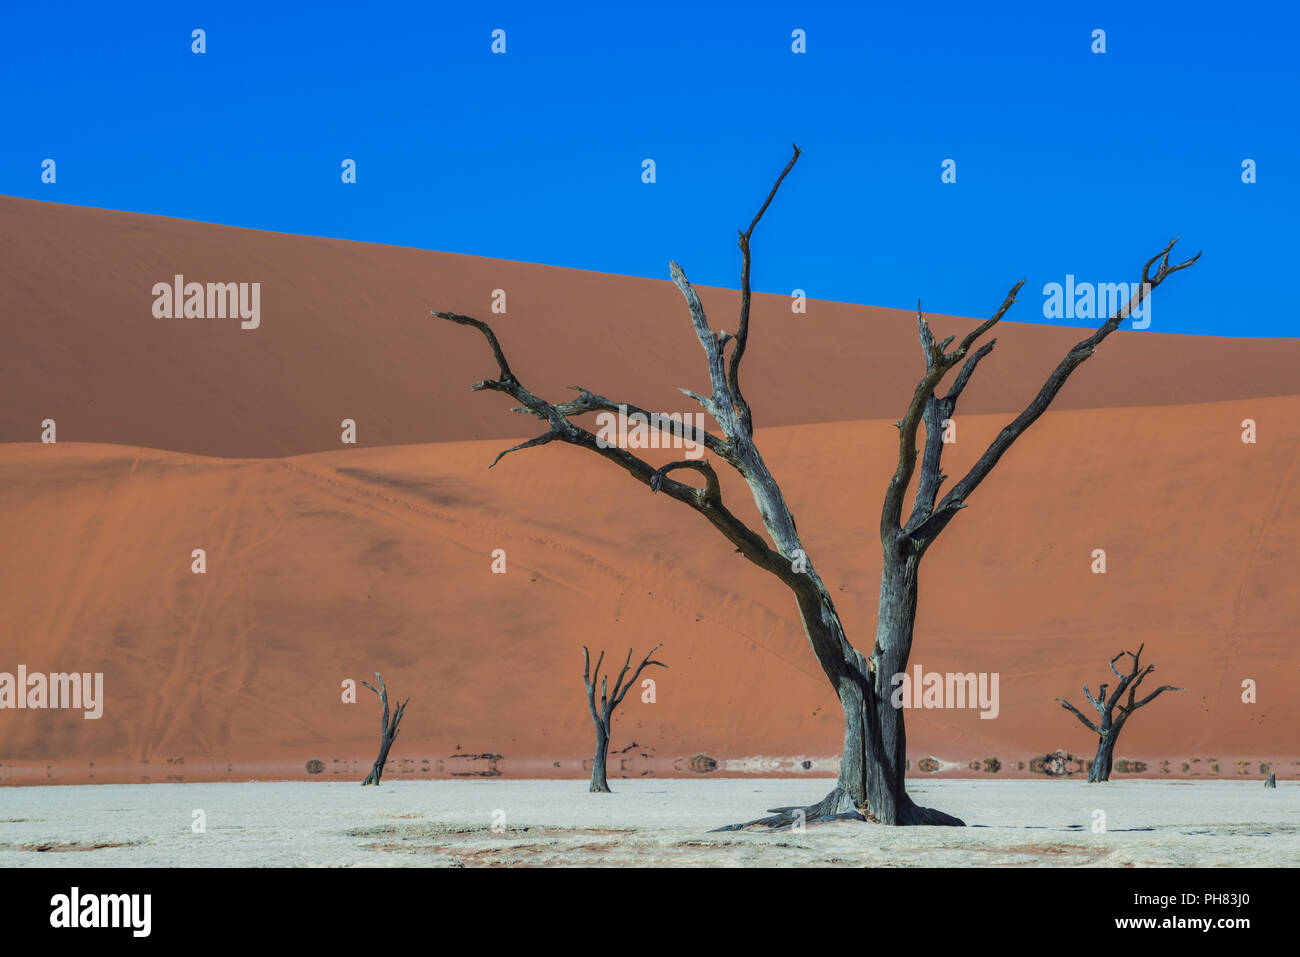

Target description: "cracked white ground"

left=0, top=779, right=1294, bottom=867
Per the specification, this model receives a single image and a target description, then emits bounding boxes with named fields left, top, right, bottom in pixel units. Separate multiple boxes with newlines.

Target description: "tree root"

left=709, top=787, right=965, bottom=831
left=899, top=796, right=965, bottom=826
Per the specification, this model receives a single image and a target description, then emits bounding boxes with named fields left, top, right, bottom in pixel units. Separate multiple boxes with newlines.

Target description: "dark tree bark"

left=361, top=672, right=409, bottom=786
left=582, top=645, right=667, bottom=793
left=437, top=145, right=1199, bottom=826
left=1057, top=644, right=1181, bottom=782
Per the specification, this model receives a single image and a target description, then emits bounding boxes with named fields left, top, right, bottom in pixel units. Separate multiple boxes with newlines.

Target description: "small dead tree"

left=361, top=672, right=409, bottom=786
left=1056, top=644, right=1180, bottom=782
left=582, top=644, right=666, bottom=793
left=438, top=145, right=1198, bottom=826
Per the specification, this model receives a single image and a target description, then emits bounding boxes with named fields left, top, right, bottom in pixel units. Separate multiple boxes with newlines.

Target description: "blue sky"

left=3, top=1, right=1297, bottom=336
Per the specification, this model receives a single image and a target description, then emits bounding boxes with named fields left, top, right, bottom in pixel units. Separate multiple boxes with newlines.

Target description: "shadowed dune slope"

left=1, top=395, right=1296, bottom=782
left=4, top=195, right=1300, bottom=457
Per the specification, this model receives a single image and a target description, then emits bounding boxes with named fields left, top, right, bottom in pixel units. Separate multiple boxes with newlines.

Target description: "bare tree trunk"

left=361, top=673, right=409, bottom=786
left=590, top=729, right=610, bottom=793
left=862, top=554, right=923, bottom=823
left=823, top=565, right=918, bottom=825
left=727, top=551, right=960, bottom=828
left=1089, top=728, right=1117, bottom=783
left=582, top=645, right=666, bottom=794
left=365, top=732, right=398, bottom=787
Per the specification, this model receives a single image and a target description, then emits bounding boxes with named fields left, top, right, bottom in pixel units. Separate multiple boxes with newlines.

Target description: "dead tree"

left=582, top=644, right=666, bottom=792
left=437, top=145, right=1198, bottom=826
left=1056, top=645, right=1181, bottom=782
left=360, top=672, right=409, bottom=786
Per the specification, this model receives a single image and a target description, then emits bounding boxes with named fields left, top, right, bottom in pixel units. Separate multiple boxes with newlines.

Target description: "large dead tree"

left=361, top=672, right=409, bottom=786
left=582, top=644, right=667, bottom=792
left=1056, top=644, right=1181, bottom=782
left=436, top=145, right=1198, bottom=827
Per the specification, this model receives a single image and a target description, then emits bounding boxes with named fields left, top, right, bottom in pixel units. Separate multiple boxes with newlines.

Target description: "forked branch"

left=895, top=240, right=1199, bottom=548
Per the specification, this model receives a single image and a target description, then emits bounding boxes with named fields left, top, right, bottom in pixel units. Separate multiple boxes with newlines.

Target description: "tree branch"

left=361, top=673, right=388, bottom=734
left=650, top=460, right=720, bottom=502
left=1126, top=683, right=1183, bottom=713
left=612, top=643, right=668, bottom=711
left=903, top=340, right=1000, bottom=536
left=586, top=644, right=668, bottom=727
left=517, top=387, right=735, bottom=464
left=880, top=305, right=959, bottom=539
left=669, top=261, right=737, bottom=437
left=582, top=646, right=605, bottom=731
left=436, top=312, right=516, bottom=382
left=1083, top=683, right=1106, bottom=716
left=946, top=340, right=998, bottom=403
left=956, top=281, right=1024, bottom=356
left=1108, top=649, right=1129, bottom=681
left=488, top=431, right=557, bottom=468
left=931, top=242, right=1200, bottom=523
left=1105, top=646, right=1146, bottom=712
left=731, top=143, right=801, bottom=434
left=1056, top=698, right=1103, bottom=735
left=436, top=310, right=795, bottom=585
left=885, top=285, right=1021, bottom=541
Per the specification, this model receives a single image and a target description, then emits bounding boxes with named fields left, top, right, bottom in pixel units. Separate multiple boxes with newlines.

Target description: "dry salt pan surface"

left=0, top=779, right=1294, bottom=867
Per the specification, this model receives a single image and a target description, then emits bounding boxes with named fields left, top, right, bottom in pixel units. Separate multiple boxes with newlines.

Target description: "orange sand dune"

left=2, top=394, right=1296, bottom=785
left=4, top=195, right=1300, bottom=458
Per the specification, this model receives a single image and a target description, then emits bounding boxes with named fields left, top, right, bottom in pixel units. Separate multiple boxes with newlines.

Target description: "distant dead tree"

left=361, top=673, right=409, bottom=786
left=581, top=644, right=666, bottom=793
left=437, top=145, right=1199, bottom=826
left=1056, top=645, right=1181, bottom=782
